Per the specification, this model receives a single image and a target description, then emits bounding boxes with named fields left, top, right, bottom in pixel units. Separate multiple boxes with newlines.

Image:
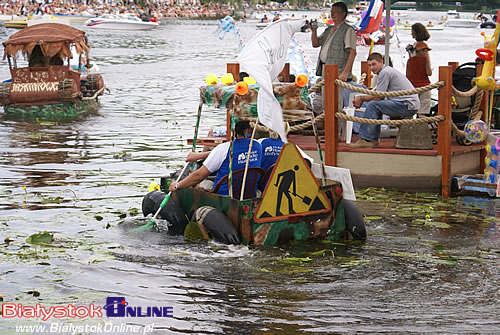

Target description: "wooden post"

left=226, top=63, right=240, bottom=82
left=226, top=63, right=240, bottom=141
left=437, top=66, right=452, bottom=198
left=279, top=63, right=290, bottom=82
left=324, top=64, right=339, bottom=166
left=448, top=61, right=459, bottom=72
left=361, top=61, right=371, bottom=87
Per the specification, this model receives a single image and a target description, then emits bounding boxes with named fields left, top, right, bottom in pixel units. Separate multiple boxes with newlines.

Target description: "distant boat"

left=399, top=25, right=445, bottom=31
left=54, top=13, right=96, bottom=23
left=446, top=18, right=479, bottom=28
left=84, top=14, right=159, bottom=30
left=447, top=9, right=459, bottom=19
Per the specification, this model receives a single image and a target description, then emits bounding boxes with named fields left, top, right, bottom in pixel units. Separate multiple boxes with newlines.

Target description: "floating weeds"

left=339, top=259, right=370, bottom=268
left=27, top=232, right=54, bottom=245
left=308, top=249, right=335, bottom=257
left=278, top=257, right=312, bottom=264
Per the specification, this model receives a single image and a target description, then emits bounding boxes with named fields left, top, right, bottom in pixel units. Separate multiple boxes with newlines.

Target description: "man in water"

left=169, top=120, right=262, bottom=196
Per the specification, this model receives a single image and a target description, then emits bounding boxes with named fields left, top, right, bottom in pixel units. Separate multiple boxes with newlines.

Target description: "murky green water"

left=0, top=12, right=499, bottom=334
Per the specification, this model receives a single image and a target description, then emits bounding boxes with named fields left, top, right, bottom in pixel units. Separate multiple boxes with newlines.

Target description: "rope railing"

left=336, top=112, right=445, bottom=125
left=335, top=79, right=446, bottom=96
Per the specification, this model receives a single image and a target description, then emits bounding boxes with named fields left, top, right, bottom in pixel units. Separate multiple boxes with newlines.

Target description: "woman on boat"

left=406, top=23, right=432, bottom=115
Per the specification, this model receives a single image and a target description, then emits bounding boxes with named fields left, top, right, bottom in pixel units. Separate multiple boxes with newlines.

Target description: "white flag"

left=238, top=18, right=305, bottom=142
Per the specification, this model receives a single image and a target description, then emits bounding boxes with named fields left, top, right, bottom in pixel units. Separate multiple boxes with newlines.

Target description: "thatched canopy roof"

left=3, top=23, right=89, bottom=60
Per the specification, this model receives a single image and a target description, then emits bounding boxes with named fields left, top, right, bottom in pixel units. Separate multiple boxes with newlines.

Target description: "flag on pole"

left=237, top=18, right=305, bottom=142
left=357, top=0, right=384, bottom=35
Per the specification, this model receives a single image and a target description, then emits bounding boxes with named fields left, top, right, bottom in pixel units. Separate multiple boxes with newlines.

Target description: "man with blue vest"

left=169, top=120, right=262, bottom=196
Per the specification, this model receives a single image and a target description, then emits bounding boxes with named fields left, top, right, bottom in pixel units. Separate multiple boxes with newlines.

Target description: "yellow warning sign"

left=255, top=142, right=330, bottom=223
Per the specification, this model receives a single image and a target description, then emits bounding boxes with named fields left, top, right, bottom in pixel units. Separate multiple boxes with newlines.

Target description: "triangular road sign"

left=255, top=142, right=330, bottom=223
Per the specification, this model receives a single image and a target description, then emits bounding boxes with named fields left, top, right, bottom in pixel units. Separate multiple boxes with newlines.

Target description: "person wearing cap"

left=350, top=52, right=420, bottom=149
left=169, top=120, right=262, bottom=196
left=406, top=22, right=432, bottom=115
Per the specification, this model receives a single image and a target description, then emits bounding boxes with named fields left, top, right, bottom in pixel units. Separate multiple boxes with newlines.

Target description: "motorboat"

left=54, top=13, right=96, bottom=23
left=4, top=14, right=69, bottom=29
left=447, top=9, right=459, bottom=18
left=446, top=18, right=480, bottom=28
left=84, top=14, right=159, bottom=30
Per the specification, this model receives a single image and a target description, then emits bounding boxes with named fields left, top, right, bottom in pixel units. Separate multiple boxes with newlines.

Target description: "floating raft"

left=453, top=174, right=497, bottom=197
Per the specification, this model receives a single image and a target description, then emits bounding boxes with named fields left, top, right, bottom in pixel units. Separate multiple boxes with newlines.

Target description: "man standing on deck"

left=311, top=2, right=357, bottom=83
left=350, top=52, right=420, bottom=149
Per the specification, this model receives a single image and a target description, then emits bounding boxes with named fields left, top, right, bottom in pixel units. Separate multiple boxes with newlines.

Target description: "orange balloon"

left=236, top=81, right=249, bottom=95
left=295, top=74, right=308, bottom=87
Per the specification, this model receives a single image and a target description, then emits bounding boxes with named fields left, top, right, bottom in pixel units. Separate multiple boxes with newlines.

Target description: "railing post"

left=437, top=66, right=452, bottom=198
left=279, top=63, right=290, bottom=82
left=448, top=61, right=459, bottom=72
left=361, top=61, right=371, bottom=87
left=324, top=64, right=339, bottom=166
left=226, top=63, right=240, bottom=83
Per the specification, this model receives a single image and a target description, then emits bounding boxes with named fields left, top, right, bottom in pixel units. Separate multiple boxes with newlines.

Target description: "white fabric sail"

left=238, top=18, right=305, bottom=142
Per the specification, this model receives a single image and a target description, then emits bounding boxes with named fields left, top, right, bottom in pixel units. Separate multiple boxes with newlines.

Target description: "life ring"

left=193, top=206, right=241, bottom=245
left=475, top=48, right=494, bottom=61
left=141, top=190, right=188, bottom=235
left=343, top=200, right=367, bottom=240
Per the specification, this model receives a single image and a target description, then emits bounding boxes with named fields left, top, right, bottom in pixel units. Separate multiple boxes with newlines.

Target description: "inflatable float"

left=139, top=79, right=366, bottom=246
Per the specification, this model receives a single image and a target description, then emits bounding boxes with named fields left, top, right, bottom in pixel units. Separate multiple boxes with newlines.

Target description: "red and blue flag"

left=357, top=0, right=384, bottom=35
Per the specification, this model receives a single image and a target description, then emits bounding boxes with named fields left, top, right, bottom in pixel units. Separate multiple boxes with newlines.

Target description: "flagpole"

left=384, top=0, right=391, bottom=65
left=240, top=117, right=259, bottom=201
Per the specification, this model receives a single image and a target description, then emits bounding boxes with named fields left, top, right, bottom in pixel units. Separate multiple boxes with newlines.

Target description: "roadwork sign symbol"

left=255, top=142, right=330, bottom=223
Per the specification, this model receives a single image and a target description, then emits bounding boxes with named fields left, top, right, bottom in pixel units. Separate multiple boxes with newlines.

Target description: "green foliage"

left=26, top=231, right=54, bottom=245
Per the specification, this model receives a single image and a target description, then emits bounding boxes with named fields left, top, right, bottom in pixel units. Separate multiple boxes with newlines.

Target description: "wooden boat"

left=0, top=23, right=105, bottom=119
left=141, top=82, right=366, bottom=245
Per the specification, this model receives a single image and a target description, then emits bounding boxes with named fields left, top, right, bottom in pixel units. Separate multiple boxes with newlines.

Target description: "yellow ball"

left=205, top=74, right=219, bottom=86
left=236, top=81, right=249, bottom=95
left=220, top=73, right=234, bottom=85
left=295, top=74, right=309, bottom=87
left=243, top=76, right=257, bottom=85
left=149, top=182, right=160, bottom=192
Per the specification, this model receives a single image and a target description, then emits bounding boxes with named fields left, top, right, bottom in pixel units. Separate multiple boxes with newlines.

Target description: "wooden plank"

left=279, top=63, right=290, bottom=82
left=448, top=61, right=459, bottom=72
left=361, top=61, right=371, bottom=87
left=324, top=64, right=338, bottom=166
left=437, top=66, right=452, bottom=198
left=226, top=63, right=240, bottom=83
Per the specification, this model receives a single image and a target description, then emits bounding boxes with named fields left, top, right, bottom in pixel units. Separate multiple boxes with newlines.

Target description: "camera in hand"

left=405, top=44, right=415, bottom=53
left=310, top=20, right=318, bottom=29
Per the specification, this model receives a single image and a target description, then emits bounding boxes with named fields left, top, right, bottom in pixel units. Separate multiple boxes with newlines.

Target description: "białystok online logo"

left=2, top=297, right=173, bottom=320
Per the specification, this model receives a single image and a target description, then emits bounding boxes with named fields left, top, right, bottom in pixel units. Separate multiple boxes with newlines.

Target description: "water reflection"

left=0, top=13, right=498, bottom=334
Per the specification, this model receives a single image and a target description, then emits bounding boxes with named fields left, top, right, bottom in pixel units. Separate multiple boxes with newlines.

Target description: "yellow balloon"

left=220, top=73, right=234, bottom=85
left=205, top=74, right=219, bottom=86
left=243, top=76, right=257, bottom=85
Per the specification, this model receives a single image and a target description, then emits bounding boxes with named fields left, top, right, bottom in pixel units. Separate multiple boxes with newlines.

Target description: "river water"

left=0, top=11, right=499, bottom=335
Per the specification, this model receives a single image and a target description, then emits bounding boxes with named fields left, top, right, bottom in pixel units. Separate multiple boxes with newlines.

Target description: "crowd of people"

left=0, top=1, right=238, bottom=20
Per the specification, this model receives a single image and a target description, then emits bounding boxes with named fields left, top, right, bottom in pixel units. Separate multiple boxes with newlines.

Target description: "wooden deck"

left=190, top=134, right=484, bottom=193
